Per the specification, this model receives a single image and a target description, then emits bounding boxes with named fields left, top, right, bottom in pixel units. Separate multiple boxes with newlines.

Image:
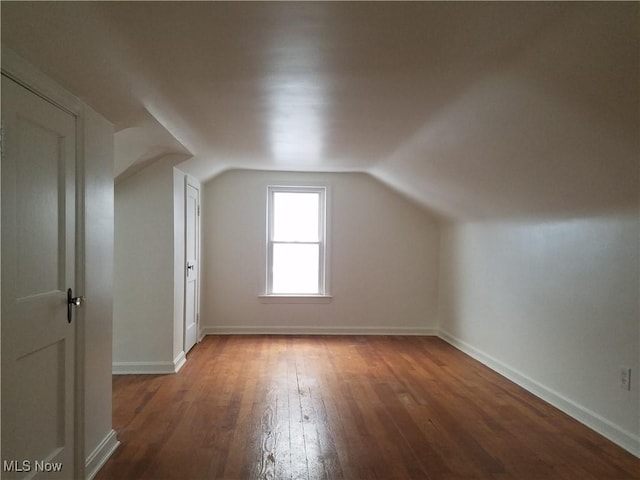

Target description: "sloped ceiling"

left=2, top=2, right=637, bottom=220
left=114, top=108, right=191, bottom=183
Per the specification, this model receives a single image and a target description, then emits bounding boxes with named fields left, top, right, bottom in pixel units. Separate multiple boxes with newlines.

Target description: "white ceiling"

left=2, top=2, right=637, bottom=220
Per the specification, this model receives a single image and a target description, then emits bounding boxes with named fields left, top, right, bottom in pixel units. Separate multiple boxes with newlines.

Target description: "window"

left=266, top=185, right=327, bottom=296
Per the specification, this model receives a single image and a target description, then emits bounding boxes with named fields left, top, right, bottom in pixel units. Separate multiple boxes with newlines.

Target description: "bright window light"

left=273, top=192, right=319, bottom=242
left=267, top=186, right=326, bottom=295
left=272, top=244, right=319, bottom=294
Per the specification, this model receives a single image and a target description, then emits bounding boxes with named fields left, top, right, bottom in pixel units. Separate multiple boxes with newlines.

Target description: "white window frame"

left=261, top=184, right=331, bottom=303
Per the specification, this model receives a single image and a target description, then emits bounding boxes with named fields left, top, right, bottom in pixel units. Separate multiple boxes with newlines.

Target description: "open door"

left=1, top=75, right=79, bottom=479
left=184, top=182, right=200, bottom=354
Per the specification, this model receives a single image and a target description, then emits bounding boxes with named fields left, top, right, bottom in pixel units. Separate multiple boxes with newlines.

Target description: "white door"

left=1, top=76, right=78, bottom=479
left=184, top=183, right=199, bottom=353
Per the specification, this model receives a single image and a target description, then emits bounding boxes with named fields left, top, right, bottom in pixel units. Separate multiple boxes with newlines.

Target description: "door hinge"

left=0, top=123, right=4, bottom=159
left=197, top=205, right=200, bottom=216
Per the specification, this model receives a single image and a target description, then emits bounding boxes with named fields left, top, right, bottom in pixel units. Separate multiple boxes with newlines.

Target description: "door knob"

left=67, top=288, right=85, bottom=323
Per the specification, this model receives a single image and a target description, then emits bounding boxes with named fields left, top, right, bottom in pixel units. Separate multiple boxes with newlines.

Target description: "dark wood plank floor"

left=95, top=335, right=640, bottom=480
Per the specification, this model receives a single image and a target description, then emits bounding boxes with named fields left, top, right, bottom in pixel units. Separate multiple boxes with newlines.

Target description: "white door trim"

left=1, top=46, right=82, bottom=115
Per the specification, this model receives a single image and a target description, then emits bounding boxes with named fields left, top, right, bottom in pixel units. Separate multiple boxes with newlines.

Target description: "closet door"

left=1, top=75, right=78, bottom=479
left=184, top=182, right=200, bottom=354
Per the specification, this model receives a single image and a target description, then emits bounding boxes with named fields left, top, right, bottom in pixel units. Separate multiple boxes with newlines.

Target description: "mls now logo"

left=3, top=460, right=63, bottom=473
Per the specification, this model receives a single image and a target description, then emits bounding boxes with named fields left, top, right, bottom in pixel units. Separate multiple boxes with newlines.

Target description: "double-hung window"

left=266, top=185, right=327, bottom=296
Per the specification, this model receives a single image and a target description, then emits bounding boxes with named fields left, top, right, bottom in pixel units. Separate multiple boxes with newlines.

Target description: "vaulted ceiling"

left=2, top=2, right=638, bottom=220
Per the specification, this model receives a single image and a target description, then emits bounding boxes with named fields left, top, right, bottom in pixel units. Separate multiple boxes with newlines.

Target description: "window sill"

left=258, top=295, right=333, bottom=304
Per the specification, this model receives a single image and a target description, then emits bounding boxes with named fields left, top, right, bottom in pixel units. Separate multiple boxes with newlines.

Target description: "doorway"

left=1, top=74, right=79, bottom=478
left=184, top=180, right=200, bottom=354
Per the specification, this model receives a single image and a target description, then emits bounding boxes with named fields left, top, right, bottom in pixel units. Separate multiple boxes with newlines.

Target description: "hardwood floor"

left=96, top=336, right=640, bottom=480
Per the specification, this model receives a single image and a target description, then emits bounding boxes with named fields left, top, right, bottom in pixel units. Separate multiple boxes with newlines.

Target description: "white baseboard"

left=201, top=325, right=438, bottom=336
left=438, top=329, right=640, bottom=458
left=173, top=351, right=186, bottom=373
left=85, top=429, right=119, bottom=480
left=113, top=352, right=186, bottom=375
left=198, top=329, right=207, bottom=342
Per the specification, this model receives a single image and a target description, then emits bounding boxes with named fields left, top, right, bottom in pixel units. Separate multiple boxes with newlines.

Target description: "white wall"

left=438, top=214, right=640, bottom=455
left=82, top=106, right=118, bottom=477
left=113, top=156, right=195, bottom=373
left=201, top=170, right=440, bottom=334
left=113, top=158, right=176, bottom=369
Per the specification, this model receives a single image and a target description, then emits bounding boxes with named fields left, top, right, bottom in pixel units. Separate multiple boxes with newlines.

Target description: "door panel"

left=184, top=183, right=199, bottom=353
left=17, top=116, right=64, bottom=298
left=1, top=75, right=77, bottom=479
